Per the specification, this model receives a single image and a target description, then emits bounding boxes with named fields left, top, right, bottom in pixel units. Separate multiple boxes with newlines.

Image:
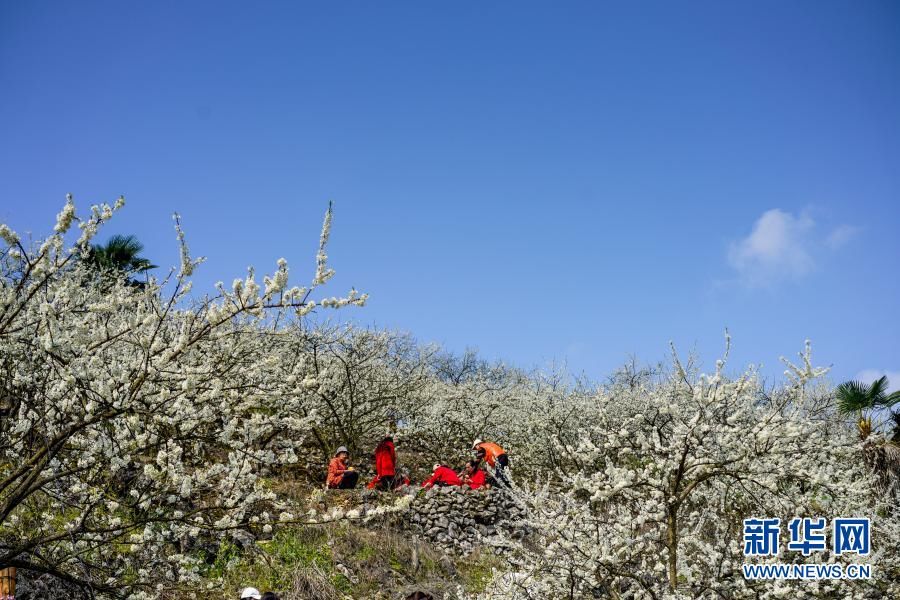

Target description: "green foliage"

left=353, top=544, right=377, bottom=561
left=86, top=234, right=156, bottom=276
left=836, top=375, right=900, bottom=440
left=456, top=551, right=501, bottom=593
left=265, top=527, right=332, bottom=571
left=202, top=527, right=338, bottom=597
left=199, top=540, right=242, bottom=581
left=191, top=520, right=500, bottom=599
left=836, top=376, right=900, bottom=415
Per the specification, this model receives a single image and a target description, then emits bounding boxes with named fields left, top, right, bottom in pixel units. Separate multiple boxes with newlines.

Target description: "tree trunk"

left=666, top=508, right=678, bottom=590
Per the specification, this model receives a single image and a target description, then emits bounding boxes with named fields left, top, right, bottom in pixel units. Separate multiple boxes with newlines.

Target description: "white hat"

left=240, top=587, right=262, bottom=600
left=433, top=463, right=441, bottom=471
left=335, top=446, right=349, bottom=456
left=472, top=439, right=483, bottom=449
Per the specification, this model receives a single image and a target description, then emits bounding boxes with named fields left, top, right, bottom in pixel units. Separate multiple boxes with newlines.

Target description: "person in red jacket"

left=367, top=434, right=397, bottom=490
left=460, top=460, right=487, bottom=490
left=422, top=464, right=462, bottom=489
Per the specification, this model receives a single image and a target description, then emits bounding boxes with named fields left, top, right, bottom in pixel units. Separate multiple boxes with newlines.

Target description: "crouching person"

left=473, top=439, right=511, bottom=487
left=422, top=463, right=462, bottom=489
left=460, top=459, right=488, bottom=490
left=327, top=446, right=359, bottom=489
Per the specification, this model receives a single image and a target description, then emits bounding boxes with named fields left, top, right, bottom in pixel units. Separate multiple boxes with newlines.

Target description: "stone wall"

left=15, top=571, right=87, bottom=600
left=406, top=485, right=525, bottom=554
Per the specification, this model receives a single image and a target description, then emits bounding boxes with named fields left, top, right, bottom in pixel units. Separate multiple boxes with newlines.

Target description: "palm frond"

left=128, top=258, right=157, bottom=272
left=868, top=375, right=890, bottom=405
left=876, top=387, right=900, bottom=408
left=88, top=234, right=156, bottom=274
left=836, top=380, right=871, bottom=414
left=105, top=234, right=145, bottom=254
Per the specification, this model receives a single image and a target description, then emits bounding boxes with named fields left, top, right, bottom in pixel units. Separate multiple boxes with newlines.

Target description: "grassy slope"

left=183, top=475, right=499, bottom=600
left=195, top=521, right=498, bottom=600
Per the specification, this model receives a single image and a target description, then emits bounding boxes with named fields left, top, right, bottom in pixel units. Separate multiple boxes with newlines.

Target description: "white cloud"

left=854, top=369, right=900, bottom=393
left=728, top=209, right=815, bottom=287
left=727, top=209, right=857, bottom=288
left=826, top=224, right=861, bottom=249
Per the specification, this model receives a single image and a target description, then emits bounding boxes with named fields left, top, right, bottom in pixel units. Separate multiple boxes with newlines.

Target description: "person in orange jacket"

left=459, top=459, right=488, bottom=490
left=473, top=439, right=511, bottom=487
left=327, top=446, right=359, bottom=489
left=367, top=434, right=397, bottom=490
left=422, top=464, right=462, bottom=489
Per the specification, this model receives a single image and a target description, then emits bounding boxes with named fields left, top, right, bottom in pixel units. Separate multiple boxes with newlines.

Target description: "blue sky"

left=2, top=1, right=898, bottom=386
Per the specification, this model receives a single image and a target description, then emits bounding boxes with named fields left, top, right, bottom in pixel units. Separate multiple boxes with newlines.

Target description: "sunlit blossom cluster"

left=463, top=341, right=900, bottom=599
left=0, top=198, right=365, bottom=597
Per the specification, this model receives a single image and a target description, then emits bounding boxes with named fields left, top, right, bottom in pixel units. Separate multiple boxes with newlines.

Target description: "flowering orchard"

left=0, top=198, right=366, bottom=597
left=292, top=325, right=437, bottom=464
left=2, top=200, right=898, bottom=600
left=468, top=340, right=900, bottom=599
left=338, top=329, right=900, bottom=597
left=402, top=356, right=598, bottom=478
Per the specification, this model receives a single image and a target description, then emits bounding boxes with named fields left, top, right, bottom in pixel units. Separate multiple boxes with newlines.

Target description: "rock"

left=439, top=555, right=458, bottom=576
left=405, top=485, right=527, bottom=554
left=16, top=572, right=87, bottom=600
left=336, top=562, right=358, bottom=584
left=231, top=528, right=256, bottom=550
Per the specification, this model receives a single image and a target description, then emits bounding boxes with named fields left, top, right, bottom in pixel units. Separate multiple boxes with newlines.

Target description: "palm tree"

left=836, top=376, right=900, bottom=440
left=837, top=376, right=900, bottom=495
left=86, top=234, right=156, bottom=282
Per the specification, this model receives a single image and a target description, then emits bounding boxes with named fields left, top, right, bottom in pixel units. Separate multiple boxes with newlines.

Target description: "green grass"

left=199, top=540, right=243, bottom=581
left=353, top=544, right=377, bottom=562
left=456, top=550, right=501, bottom=593
left=264, top=527, right=332, bottom=570
left=202, top=526, right=338, bottom=596
left=189, top=520, right=504, bottom=599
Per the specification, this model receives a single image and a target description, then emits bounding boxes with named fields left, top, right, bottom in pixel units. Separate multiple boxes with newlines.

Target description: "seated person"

left=459, top=459, right=488, bottom=490
left=421, top=463, right=462, bottom=489
left=327, top=446, right=359, bottom=489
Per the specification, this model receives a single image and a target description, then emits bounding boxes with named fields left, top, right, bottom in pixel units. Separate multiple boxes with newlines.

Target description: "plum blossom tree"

left=471, top=339, right=900, bottom=599
left=0, top=197, right=366, bottom=598
left=401, top=355, right=601, bottom=481
left=401, top=355, right=523, bottom=469
left=290, top=325, right=437, bottom=462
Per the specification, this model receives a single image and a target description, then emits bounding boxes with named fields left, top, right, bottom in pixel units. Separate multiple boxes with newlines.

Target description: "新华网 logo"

left=741, top=517, right=872, bottom=580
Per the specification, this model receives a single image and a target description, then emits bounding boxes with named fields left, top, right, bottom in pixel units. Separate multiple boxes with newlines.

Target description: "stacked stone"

left=407, top=485, right=525, bottom=554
